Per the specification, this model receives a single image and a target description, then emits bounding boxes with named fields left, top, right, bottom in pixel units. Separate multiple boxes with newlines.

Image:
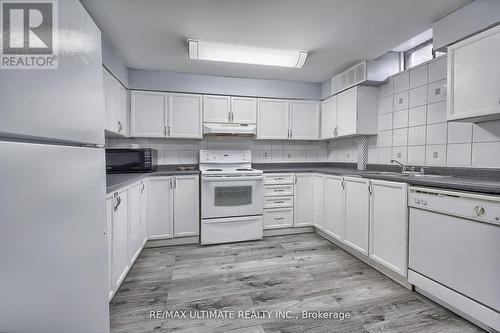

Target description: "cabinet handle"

left=113, top=192, right=121, bottom=211
left=274, top=201, right=285, bottom=204
left=274, top=217, right=284, bottom=221
left=289, top=129, right=292, bottom=139
left=294, top=174, right=297, bottom=184
left=168, top=125, right=171, bottom=136
left=341, top=178, right=345, bottom=190
left=474, top=205, right=485, bottom=217
left=368, top=182, right=373, bottom=195
left=174, top=177, right=177, bottom=189
left=117, top=121, right=122, bottom=133
left=164, top=126, right=167, bottom=136
left=141, top=182, right=145, bottom=193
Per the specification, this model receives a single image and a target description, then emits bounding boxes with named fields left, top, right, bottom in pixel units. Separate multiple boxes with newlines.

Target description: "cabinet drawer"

left=264, top=208, right=294, bottom=229
left=264, top=196, right=294, bottom=209
left=264, top=184, right=294, bottom=197
left=264, top=173, right=294, bottom=185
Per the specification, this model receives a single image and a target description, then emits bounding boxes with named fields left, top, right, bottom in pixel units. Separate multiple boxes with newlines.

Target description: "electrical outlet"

left=262, top=150, right=271, bottom=161
left=433, top=151, right=439, bottom=158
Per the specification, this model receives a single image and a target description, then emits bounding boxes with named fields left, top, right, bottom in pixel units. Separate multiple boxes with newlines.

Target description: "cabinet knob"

left=474, top=206, right=485, bottom=217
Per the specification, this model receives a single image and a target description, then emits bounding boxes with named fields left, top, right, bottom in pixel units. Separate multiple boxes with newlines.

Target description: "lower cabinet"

left=369, top=180, right=408, bottom=276
left=323, top=175, right=344, bottom=240
left=263, top=207, right=294, bottom=229
left=263, top=173, right=294, bottom=229
left=343, top=177, right=370, bottom=255
left=312, top=174, right=325, bottom=230
left=294, top=173, right=313, bottom=227
left=109, top=189, right=129, bottom=294
left=128, top=183, right=143, bottom=264
left=149, top=175, right=199, bottom=239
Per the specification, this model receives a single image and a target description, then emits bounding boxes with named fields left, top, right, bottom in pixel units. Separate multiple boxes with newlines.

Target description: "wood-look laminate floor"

left=110, top=233, right=483, bottom=333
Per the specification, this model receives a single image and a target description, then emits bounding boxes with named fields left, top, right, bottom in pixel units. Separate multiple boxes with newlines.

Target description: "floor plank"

left=110, top=233, right=483, bottom=332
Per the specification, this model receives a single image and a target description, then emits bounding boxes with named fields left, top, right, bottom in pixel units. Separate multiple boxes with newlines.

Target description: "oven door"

left=202, top=175, right=263, bottom=219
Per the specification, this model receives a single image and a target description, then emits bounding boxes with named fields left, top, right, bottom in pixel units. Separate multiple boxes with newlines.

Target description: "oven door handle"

left=202, top=175, right=264, bottom=182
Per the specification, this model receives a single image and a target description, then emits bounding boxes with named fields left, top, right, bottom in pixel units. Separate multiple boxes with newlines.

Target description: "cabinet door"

left=321, top=95, right=337, bottom=139
left=294, top=173, right=313, bottom=227
left=103, top=69, right=118, bottom=133
left=173, top=175, right=199, bottom=237
left=290, top=100, right=320, bottom=140
left=257, top=99, right=290, bottom=140
left=127, top=183, right=142, bottom=264
left=116, top=83, right=127, bottom=135
left=169, top=93, right=202, bottom=138
left=337, top=87, right=358, bottom=137
left=324, top=176, right=345, bottom=240
left=111, top=190, right=129, bottom=290
left=344, top=177, right=369, bottom=255
left=140, top=180, right=149, bottom=246
left=130, top=91, right=166, bottom=137
left=369, top=180, right=408, bottom=276
left=312, top=174, right=325, bottom=230
left=149, top=177, right=173, bottom=239
left=448, top=26, right=500, bottom=122
left=106, top=196, right=113, bottom=300
left=203, top=95, right=231, bottom=123
left=231, top=97, right=257, bottom=123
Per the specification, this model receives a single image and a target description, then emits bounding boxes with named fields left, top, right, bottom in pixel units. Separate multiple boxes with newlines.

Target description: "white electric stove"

left=199, top=150, right=264, bottom=245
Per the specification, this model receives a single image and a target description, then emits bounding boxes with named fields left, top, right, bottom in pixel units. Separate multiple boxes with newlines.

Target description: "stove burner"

left=206, top=168, right=223, bottom=171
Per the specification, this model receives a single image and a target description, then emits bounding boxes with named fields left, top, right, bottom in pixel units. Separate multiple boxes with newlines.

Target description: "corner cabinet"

left=293, top=173, right=313, bottom=227
left=369, top=180, right=408, bottom=276
left=447, top=25, right=500, bottom=122
left=149, top=175, right=199, bottom=240
left=130, top=91, right=202, bottom=138
left=312, top=174, right=325, bottom=230
left=322, top=86, right=378, bottom=139
left=257, top=99, right=319, bottom=140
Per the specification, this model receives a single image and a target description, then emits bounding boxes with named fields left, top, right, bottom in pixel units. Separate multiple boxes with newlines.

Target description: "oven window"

left=214, top=186, right=252, bottom=206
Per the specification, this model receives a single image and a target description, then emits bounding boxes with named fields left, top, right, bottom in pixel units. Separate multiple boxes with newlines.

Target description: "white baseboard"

left=145, top=235, right=199, bottom=248
left=264, top=226, right=314, bottom=237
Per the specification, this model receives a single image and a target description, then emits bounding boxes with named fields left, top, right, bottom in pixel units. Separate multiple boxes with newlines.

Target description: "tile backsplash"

left=371, top=55, right=500, bottom=169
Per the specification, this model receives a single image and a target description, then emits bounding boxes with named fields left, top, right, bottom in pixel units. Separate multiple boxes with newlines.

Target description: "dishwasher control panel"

left=409, top=187, right=500, bottom=226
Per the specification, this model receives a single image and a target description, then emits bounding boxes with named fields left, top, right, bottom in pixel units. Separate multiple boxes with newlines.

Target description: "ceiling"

left=80, top=0, right=470, bottom=83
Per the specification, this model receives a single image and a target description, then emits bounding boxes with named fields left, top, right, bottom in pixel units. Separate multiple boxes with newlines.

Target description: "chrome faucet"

left=391, top=159, right=426, bottom=175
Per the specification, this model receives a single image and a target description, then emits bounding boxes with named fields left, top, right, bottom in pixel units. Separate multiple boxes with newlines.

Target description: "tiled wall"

left=107, top=137, right=328, bottom=164
left=370, top=55, right=500, bottom=168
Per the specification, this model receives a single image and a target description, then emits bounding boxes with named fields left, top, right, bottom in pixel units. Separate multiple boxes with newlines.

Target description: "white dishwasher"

left=408, top=186, right=500, bottom=332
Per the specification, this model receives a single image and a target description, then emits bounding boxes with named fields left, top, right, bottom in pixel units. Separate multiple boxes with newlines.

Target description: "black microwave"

left=106, top=148, right=157, bottom=173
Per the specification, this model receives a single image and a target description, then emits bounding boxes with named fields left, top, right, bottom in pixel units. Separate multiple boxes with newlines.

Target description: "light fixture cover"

left=187, top=39, right=307, bottom=68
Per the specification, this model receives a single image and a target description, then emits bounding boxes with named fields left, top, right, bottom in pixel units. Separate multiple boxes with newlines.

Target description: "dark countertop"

left=254, top=163, right=500, bottom=195
left=106, top=165, right=199, bottom=194
left=107, top=163, right=500, bottom=195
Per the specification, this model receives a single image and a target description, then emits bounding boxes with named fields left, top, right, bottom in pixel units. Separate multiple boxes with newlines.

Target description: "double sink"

left=348, top=171, right=454, bottom=179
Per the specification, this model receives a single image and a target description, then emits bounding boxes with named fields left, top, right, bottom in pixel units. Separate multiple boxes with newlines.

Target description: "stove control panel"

left=199, top=150, right=251, bottom=164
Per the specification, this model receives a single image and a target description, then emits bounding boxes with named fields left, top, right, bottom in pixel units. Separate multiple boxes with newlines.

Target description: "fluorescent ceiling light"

left=188, top=39, right=307, bottom=68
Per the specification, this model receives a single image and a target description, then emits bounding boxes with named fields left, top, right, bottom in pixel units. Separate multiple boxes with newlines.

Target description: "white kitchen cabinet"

left=294, top=173, right=313, bottom=227
left=257, top=99, right=290, bottom=139
left=321, top=95, right=337, bottom=139
left=149, top=175, right=199, bottom=239
left=290, top=100, right=320, bottom=140
left=264, top=208, right=294, bottom=229
left=139, top=180, right=149, bottom=246
left=448, top=25, right=500, bottom=122
left=103, top=68, right=127, bottom=135
left=369, top=180, right=408, bottom=276
left=110, top=189, right=129, bottom=291
left=336, top=86, right=378, bottom=137
left=173, top=175, right=200, bottom=237
left=130, top=90, right=166, bottom=137
left=203, top=95, right=231, bottom=123
left=312, top=174, right=325, bottom=230
left=148, top=177, right=174, bottom=239
left=169, top=93, right=202, bottom=138
left=323, top=175, right=345, bottom=240
left=105, top=197, right=113, bottom=300
left=128, top=183, right=142, bottom=264
left=343, top=177, right=370, bottom=255
left=231, top=97, right=257, bottom=123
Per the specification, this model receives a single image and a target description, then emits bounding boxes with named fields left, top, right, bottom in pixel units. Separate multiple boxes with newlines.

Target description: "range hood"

left=203, top=123, right=257, bottom=136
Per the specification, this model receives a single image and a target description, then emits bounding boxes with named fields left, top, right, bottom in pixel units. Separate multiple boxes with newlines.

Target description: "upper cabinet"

left=103, top=68, right=127, bottom=136
left=231, top=97, right=257, bottom=123
left=203, top=95, right=231, bottom=123
left=447, top=25, right=500, bottom=122
left=257, top=99, right=319, bottom=140
left=335, top=86, right=378, bottom=138
left=203, top=95, right=257, bottom=124
left=321, top=95, right=337, bottom=139
left=257, top=99, right=290, bottom=139
left=130, top=91, right=202, bottom=139
left=290, top=100, right=320, bottom=140
left=169, top=93, right=203, bottom=138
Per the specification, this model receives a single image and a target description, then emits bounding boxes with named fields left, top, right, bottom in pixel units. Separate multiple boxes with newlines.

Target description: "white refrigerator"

left=0, top=1, right=109, bottom=332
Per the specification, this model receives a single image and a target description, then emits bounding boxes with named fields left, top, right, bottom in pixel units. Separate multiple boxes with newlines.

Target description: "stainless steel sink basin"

left=363, top=171, right=453, bottom=178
